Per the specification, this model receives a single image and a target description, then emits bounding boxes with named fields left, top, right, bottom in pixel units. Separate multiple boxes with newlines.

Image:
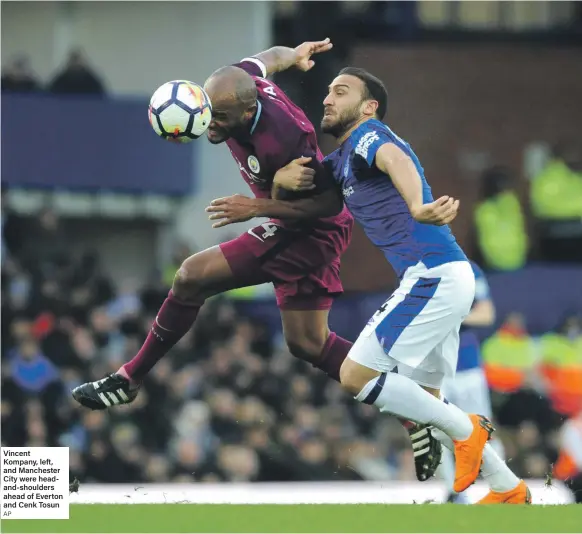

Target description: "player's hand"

left=205, top=194, right=258, bottom=228
left=274, top=157, right=316, bottom=191
left=294, top=38, right=333, bottom=72
left=410, top=196, right=460, bottom=226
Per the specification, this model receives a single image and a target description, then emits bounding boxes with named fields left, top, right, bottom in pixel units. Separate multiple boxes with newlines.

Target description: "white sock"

left=490, top=438, right=506, bottom=460
left=432, top=428, right=520, bottom=492
left=438, top=446, right=456, bottom=494
left=356, top=372, right=473, bottom=440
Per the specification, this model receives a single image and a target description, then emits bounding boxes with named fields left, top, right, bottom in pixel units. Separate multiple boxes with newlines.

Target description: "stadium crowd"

left=1, top=208, right=573, bottom=487
left=1, top=49, right=105, bottom=96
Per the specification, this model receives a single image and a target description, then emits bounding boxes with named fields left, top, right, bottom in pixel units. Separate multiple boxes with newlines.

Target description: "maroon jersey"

left=226, top=58, right=353, bottom=232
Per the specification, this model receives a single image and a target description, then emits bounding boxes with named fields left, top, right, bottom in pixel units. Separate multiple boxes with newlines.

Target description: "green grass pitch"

left=2, top=504, right=581, bottom=533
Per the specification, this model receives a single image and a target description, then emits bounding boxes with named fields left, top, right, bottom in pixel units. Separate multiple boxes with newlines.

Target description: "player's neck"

left=233, top=102, right=261, bottom=143
left=338, top=116, right=373, bottom=145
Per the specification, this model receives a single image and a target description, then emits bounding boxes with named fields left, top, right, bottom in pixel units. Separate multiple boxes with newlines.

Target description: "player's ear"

left=244, top=102, right=258, bottom=120
left=363, top=99, right=378, bottom=118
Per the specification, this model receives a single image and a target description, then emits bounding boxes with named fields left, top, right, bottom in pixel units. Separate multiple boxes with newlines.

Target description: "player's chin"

left=321, top=118, right=339, bottom=137
left=206, top=129, right=228, bottom=144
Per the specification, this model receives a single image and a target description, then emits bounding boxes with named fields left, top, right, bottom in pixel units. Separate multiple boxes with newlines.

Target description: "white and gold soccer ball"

left=148, top=80, right=212, bottom=143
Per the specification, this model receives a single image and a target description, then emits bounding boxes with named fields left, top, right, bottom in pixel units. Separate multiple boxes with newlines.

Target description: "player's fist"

left=274, top=157, right=316, bottom=192
left=411, top=196, right=460, bottom=226
left=206, top=194, right=258, bottom=228
left=294, top=38, right=333, bottom=72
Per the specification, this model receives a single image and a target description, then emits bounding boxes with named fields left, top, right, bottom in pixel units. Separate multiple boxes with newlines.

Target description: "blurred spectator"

left=531, top=143, right=582, bottom=264
left=554, top=413, right=582, bottom=503
left=1, top=56, right=41, bottom=93
left=49, top=49, right=106, bottom=96
left=1, top=190, right=27, bottom=267
left=538, top=315, right=582, bottom=417
left=531, top=143, right=582, bottom=221
left=474, top=167, right=528, bottom=271
left=20, top=208, right=68, bottom=279
left=7, top=337, right=59, bottom=394
left=482, top=312, right=535, bottom=394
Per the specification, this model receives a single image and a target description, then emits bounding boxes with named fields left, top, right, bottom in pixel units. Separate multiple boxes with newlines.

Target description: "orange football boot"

left=453, top=414, right=495, bottom=493
left=477, top=480, right=532, bottom=504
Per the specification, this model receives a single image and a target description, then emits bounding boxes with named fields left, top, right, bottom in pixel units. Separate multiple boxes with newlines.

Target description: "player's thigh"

left=345, top=329, right=389, bottom=378
left=355, top=276, right=462, bottom=390
left=176, top=237, right=271, bottom=299
left=218, top=224, right=290, bottom=285
left=376, top=280, right=456, bottom=368
left=346, top=291, right=407, bottom=374
left=262, top=225, right=344, bottom=311
left=174, top=245, right=240, bottom=299
left=409, top=326, right=461, bottom=390
left=346, top=281, right=437, bottom=376
left=279, top=308, right=331, bottom=361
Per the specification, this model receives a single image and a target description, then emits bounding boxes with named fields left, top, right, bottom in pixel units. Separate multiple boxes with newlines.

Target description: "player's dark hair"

left=339, top=67, right=387, bottom=120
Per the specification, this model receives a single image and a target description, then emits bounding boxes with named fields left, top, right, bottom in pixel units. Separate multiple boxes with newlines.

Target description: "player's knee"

left=172, top=255, right=209, bottom=300
left=285, top=333, right=326, bottom=364
left=286, top=339, right=319, bottom=363
left=339, top=358, right=378, bottom=396
left=339, top=360, right=361, bottom=395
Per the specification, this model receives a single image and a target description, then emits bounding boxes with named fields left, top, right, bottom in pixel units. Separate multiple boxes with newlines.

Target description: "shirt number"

left=263, top=80, right=277, bottom=98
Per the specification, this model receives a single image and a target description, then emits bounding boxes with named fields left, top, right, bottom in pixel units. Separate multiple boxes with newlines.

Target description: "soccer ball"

left=148, top=80, right=212, bottom=143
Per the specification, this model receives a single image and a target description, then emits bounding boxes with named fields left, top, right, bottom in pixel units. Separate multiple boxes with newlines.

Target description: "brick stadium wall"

left=335, top=44, right=582, bottom=292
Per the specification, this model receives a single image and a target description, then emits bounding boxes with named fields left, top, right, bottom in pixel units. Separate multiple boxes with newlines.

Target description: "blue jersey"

left=457, top=261, right=491, bottom=372
left=324, top=119, right=467, bottom=279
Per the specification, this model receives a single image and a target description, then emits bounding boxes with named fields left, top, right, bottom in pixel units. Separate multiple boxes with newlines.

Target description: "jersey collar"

left=249, top=100, right=262, bottom=135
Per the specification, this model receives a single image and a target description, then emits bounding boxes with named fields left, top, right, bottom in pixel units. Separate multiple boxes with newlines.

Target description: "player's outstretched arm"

left=252, top=38, right=333, bottom=76
left=253, top=188, right=343, bottom=220
left=375, top=143, right=460, bottom=226
left=206, top=189, right=343, bottom=228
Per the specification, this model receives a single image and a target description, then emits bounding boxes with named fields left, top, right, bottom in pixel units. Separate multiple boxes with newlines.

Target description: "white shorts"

left=442, top=367, right=493, bottom=419
left=348, top=261, right=475, bottom=390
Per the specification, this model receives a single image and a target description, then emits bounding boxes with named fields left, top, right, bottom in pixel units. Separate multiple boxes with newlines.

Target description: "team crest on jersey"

left=247, top=155, right=260, bottom=174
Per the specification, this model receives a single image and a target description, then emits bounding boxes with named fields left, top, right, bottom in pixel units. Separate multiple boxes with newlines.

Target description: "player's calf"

left=340, top=358, right=442, bottom=481
left=339, top=357, right=380, bottom=394
left=72, top=247, right=239, bottom=411
left=281, top=310, right=351, bottom=383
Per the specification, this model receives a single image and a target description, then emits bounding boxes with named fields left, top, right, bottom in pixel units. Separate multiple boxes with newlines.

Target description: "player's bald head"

left=203, top=66, right=259, bottom=144
left=204, top=66, right=257, bottom=109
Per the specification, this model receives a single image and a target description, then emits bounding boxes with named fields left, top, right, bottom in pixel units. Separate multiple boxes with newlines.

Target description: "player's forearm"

left=252, top=192, right=342, bottom=220
left=253, top=46, right=298, bottom=76
left=463, top=300, right=496, bottom=327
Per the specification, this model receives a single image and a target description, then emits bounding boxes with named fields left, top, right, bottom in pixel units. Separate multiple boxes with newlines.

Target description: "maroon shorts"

left=220, top=218, right=352, bottom=310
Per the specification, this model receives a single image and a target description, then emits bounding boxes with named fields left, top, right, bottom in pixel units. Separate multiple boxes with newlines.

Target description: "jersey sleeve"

left=352, top=128, right=394, bottom=171
left=233, top=57, right=267, bottom=78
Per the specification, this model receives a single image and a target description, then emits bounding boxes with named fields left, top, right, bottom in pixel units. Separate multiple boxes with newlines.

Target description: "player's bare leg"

left=72, top=246, right=267, bottom=410
left=340, top=358, right=494, bottom=492
left=280, top=306, right=442, bottom=481
left=279, top=308, right=349, bottom=382
left=120, top=246, right=259, bottom=381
